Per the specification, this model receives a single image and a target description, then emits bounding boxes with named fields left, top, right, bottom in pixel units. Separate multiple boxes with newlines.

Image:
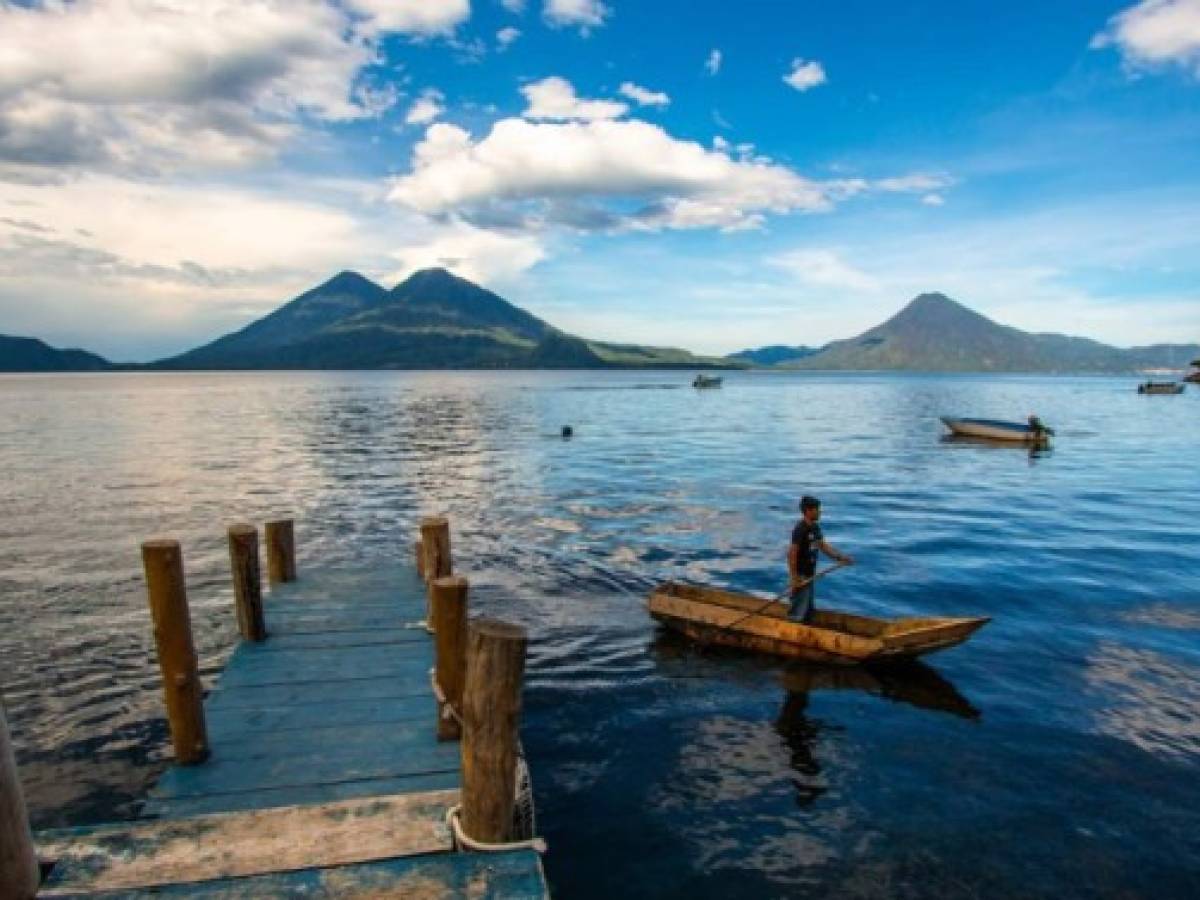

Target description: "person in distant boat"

left=1027, top=414, right=1048, bottom=441
left=788, top=495, right=853, bottom=623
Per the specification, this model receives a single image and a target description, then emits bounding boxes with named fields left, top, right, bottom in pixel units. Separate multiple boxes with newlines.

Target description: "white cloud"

left=405, top=89, right=446, bottom=125
left=388, top=117, right=834, bottom=232
left=497, top=26, right=522, bottom=49
left=385, top=221, right=546, bottom=285
left=544, top=0, right=610, bottom=31
left=346, top=0, right=470, bottom=36
left=783, top=58, right=827, bottom=92
left=502, top=0, right=528, bottom=12
left=1092, top=0, right=1200, bottom=74
left=921, top=193, right=945, bottom=206
left=619, top=82, right=670, bottom=107
left=521, top=77, right=628, bottom=120
left=0, top=0, right=406, bottom=176
left=770, top=248, right=880, bottom=292
left=706, top=49, right=723, bottom=75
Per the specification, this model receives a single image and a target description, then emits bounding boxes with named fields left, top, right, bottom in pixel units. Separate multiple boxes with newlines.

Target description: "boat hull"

left=940, top=417, right=1042, bottom=442
left=1138, top=382, right=1185, bottom=394
left=648, top=583, right=989, bottom=665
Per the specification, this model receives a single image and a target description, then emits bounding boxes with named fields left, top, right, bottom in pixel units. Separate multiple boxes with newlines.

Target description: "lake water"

left=1, top=370, right=1198, bottom=898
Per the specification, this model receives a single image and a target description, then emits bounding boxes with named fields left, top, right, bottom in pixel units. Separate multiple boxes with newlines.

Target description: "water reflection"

left=939, top=433, right=1052, bottom=461
left=781, top=662, right=981, bottom=722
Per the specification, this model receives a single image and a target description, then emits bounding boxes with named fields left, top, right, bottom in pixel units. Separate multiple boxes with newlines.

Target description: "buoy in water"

left=561, top=425, right=573, bottom=439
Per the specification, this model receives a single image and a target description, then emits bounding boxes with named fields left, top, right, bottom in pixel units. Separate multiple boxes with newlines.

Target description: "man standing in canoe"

left=788, top=495, right=854, bottom=622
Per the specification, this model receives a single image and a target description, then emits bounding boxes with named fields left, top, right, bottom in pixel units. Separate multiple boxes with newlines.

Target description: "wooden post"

left=431, top=577, right=469, bottom=741
left=418, top=517, right=451, bottom=584
left=228, top=524, right=266, bottom=642
left=414, top=539, right=425, bottom=581
left=461, top=618, right=527, bottom=844
left=1, top=695, right=39, bottom=900
left=141, top=540, right=209, bottom=765
left=264, top=519, right=296, bottom=584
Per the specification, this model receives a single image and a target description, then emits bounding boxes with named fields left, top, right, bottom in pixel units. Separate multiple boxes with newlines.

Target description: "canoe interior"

left=648, top=582, right=989, bottom=663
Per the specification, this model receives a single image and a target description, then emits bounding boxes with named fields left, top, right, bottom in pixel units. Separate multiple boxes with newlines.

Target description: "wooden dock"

left=1, top=520, right=548, bottom=898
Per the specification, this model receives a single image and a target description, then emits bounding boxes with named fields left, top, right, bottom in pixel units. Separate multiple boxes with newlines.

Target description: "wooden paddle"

left=717, top=561, right=849, bottom=635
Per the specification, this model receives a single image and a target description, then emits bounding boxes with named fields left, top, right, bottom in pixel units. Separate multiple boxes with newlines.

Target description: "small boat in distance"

left=648, top=582, right=989, bottom=665
left=1138, top=381, right=1185, bottom=395
left=940, top=416, right=1053, bottom=443
left=692, top=374, right=723, bottom=388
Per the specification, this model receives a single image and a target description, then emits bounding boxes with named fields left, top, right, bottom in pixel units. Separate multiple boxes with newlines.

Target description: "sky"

left=0, top=0, right=1198, bottom=362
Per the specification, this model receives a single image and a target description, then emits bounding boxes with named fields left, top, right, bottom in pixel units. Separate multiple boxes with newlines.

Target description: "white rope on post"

left=445, top=804, right=547, bottom=855
left=429, top=668, right=464, bottom=725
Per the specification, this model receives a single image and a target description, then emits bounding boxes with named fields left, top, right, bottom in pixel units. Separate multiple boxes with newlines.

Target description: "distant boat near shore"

left=940, top=416, right=1053, bottom=443
left=1138, top=381, right=1185, bottom=395
left=692, top=374, right=723, bottom=388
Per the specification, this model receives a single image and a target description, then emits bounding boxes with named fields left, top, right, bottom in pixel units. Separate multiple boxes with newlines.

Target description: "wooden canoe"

left=647, top=582, right=989, bottom=665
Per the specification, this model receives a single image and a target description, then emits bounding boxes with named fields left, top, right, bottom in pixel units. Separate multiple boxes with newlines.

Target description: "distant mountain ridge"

left=158, top=267, right=733, bottom=370
left=0, top=335, right=111, bottom=372
left=728, top=345, right=820, bottom=366
left=744, top=293, right=1198, bottom=373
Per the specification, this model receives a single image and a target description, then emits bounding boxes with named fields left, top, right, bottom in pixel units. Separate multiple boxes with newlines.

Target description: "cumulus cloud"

left=385, top=221, right=547, bottom=285
left=388, top=117, right=834, bottom=232
left=0, top=0, right=439, bottom=177
left=706, top=49, right=723, bottom=75
left=521, top=77, right=628, bottom=120
left=619, top=82, right=670, bottom=107
left=405, top=89, right=446, bottom=125
left=502, top=0, right=527, bottom=12
left=346, top=0, right=471, bottom=36
left=1091, top=0, right=1200, bottom=74
left=544, top=0, right=610, bottom=32
left=497, top=26, right=522, bottom=49
left=783, top=58, right=827, bottom=92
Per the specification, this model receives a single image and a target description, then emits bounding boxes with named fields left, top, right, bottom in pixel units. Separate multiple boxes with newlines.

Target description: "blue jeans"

left=788, top=582, right=814, bottom=622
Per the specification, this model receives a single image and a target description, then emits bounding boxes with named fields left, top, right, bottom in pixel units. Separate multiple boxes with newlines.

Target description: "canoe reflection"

left=939, top=433, right=1051, bottom=460
left=780, top=660, right=981, bottom=721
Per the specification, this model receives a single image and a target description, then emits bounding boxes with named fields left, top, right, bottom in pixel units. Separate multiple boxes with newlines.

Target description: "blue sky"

left=0, top=0, right=1198, bottom=361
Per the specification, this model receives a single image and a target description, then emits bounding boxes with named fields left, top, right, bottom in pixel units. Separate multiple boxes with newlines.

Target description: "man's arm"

left=787, top=543, right=800, bottom=581
left=818, top=540, right=854, bottom=565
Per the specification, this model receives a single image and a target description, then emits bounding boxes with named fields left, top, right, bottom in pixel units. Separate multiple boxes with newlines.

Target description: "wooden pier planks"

left=35, top=558, right=548, bottom=897
left=39, top=791, right=457, bottom=895
left=42, top=849, right=547, bottom=899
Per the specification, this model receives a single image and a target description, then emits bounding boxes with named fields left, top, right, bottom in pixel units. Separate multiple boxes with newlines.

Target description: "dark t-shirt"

left=791, top=519, right=823, bottom=577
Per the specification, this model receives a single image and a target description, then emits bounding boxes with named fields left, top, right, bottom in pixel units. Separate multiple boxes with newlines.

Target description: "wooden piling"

left=418, top=517, right=451, bottom=584
left=228, top=524, right=266, bottom=642
left=430, top=577, right=469, bottom=742
left=141, top=540, right=209, bottom=766
left=1, top=695, right=39, bottom=900
left=264, top=519, right=296, bottom=584
left=461, top=619, right=527, bottom=844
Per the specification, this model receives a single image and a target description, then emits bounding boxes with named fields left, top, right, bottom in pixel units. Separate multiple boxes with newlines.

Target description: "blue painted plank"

left=214, top=651, right=431, bottom=689
left=261, top=609, right=421, bottom=633
left=249, top=629, right=428, bottom=650
left=140, top=771, right=461, bottom=819
left=205, top=677, right=429, bottom=711
left=206, top=695, right=433, bottom=735
left=41, top=848, right=546, bottom=898
left=207, top=720, right=440, bottom=761
left=151, top=741, right=459, bottom=798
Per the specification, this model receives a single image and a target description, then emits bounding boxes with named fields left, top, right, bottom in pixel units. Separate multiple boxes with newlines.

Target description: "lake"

left=1, top=370, right=1198, bottom=898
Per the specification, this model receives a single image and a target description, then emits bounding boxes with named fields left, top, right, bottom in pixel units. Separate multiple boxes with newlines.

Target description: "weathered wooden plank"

left=206, top=720, right=438, bottom=762
left=214, top=651, right=431, bottom=689
left=205, top=677, right=429, bottom=711
left=206, top=695, right=432, bottom=736
left=140, top=771, right=460, bottom=819
left=244, top=628, right=428, bottom=650
left=38, top=790, right=459, bottom=894
left=39, top=848, right=546, bottom=899
left=262, top=609, right=423, bottom=632
left=151, top=741, right=459, bottom=799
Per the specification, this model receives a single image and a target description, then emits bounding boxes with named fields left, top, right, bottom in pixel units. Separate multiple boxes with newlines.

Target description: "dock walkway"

left=33, top=561, right=548, bottom=898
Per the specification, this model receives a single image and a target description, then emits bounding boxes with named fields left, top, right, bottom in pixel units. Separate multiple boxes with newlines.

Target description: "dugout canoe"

left=939, top=417, right=1051, bottom=442
left=647, top=582, right=989, bottom=665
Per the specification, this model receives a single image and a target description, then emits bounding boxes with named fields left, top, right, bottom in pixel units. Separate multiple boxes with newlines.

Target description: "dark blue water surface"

left=1, top=371, right=1198, bottom=898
